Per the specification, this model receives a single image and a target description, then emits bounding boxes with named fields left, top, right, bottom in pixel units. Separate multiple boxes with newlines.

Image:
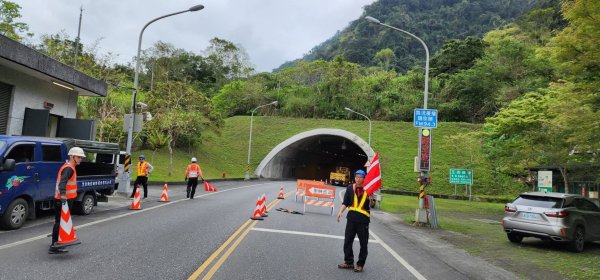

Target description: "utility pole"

left=73, top=6, right=83, bottom=69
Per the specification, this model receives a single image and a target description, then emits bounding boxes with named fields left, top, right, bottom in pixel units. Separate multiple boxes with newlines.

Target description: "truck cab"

left=0, top=136, right=119, bottom=230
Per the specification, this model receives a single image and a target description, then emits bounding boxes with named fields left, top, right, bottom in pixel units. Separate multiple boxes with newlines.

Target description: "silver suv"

left=502, top=192, right=600, bottom=252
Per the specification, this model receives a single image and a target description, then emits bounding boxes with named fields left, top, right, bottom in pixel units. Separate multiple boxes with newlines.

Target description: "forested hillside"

left=277, top=0, right=536, bottom=72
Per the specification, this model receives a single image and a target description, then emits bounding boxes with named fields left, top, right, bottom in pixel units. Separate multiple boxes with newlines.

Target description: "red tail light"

left=544, top=211, right=569, bottom=218
left=504, top=205, right=517, bottom=212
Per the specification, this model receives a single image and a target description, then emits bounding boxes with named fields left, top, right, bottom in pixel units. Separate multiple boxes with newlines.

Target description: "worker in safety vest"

left=185, top=157, right=203, bottom=199
left=49, top=147, right=85, bottom=254
left=336, top=169, right=373, bottom=273
left=130, top=154, right=153, bottom=199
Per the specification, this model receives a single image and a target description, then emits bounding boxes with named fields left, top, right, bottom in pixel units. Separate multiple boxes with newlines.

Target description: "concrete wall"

left=0, top=64, right=78, bottom=136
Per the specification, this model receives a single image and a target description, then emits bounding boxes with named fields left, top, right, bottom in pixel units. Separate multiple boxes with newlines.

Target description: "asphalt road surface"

left=0, top=180, right=518, bottom=280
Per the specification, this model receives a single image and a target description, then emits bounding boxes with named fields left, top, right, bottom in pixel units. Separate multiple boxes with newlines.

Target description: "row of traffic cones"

left=130, top=181, right=217, bottom=210
left=52, top=181, right=216, bottom=252
left=250, top=187, right=285, bottom=220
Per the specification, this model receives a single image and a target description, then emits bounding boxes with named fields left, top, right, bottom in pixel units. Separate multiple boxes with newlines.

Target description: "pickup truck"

left=0, top=136, right=119, bottom=229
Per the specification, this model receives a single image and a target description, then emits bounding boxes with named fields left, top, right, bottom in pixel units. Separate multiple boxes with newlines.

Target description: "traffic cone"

left=53, top=202, right=81, bottom=248
left=277, top=187, right=285, bottom=199
left=130, top=188, right=142, bottom=210
left=260, top=194, right=268, bottom=217
left=159, top=182, right=169, bottom=202
left=250, top=196, right=264, bottom=220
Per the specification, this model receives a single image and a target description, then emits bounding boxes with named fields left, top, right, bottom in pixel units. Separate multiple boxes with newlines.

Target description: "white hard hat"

left=68, top=147, right=86, bottom=157
left=191, top=157, right=197, bottom=162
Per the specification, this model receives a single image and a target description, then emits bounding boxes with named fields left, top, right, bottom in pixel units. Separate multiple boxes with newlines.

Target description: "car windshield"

left=0, top=140, right=5, bottom=151
left=513, top=195, right=564, bottom=208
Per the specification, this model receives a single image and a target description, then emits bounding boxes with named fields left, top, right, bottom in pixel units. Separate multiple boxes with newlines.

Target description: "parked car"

left=502, top=192, right=600, bottom=252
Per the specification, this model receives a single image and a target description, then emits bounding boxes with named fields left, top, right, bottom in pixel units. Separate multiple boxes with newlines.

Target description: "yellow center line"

left=187, top=219, right=252, bottom=280
left=199, top=194, right=291, bottom=280
left=188, top=191, right=293, bottom=280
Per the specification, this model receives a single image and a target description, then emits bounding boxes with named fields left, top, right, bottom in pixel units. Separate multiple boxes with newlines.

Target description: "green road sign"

left=450, top=169, right=473, bottom=185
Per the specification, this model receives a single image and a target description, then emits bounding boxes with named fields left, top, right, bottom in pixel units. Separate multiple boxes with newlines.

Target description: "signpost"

left=537, top=171, right=552, bottom=192
left=450, top=169, right=473, bottom=200
left=413, top=109, right=438, bottom=128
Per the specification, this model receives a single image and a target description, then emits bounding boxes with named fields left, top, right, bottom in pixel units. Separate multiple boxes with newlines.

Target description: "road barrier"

left=295, top=180, right=325, bottom=202
left=303, top=182, right=335, bottom=215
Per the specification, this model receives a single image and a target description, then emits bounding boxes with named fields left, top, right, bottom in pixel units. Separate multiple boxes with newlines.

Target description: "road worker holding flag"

left=185, top=157, right=203, bottom=199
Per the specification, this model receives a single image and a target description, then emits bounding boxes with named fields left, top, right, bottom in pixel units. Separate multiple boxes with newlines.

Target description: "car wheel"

left=77, top=194, right=95, bottom=215
left=568, top=227, right=585, bottom=253
left=0, top=198, right=28, bottom=230
left=507, top=232, right=523, bottom=243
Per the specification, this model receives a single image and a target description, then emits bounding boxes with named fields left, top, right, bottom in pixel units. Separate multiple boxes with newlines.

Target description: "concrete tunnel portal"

left=255, top=129, right=375, bottom=181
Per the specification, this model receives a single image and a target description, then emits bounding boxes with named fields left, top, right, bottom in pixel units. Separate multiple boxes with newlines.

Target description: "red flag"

left=363, top=153, right=382, bottom=196
left=204, top=180, right=217, bottom=192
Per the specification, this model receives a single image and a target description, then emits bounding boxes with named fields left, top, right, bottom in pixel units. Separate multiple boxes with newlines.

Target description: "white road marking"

left=339, top=189, right=346, bottom=203
left=0, top=182, right=273, bottom=251
left=251, top=227, right=378, bottom=243
left=369, top=230, right=427, bottom=280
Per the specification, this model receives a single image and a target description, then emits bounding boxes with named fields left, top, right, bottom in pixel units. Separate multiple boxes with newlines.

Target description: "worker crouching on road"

left=49, top=147, right=85, bottom=254
left=131, top=155, right=153, bottom=199
left=337, top=169, right=372, bottom=272
left=185, top=157, right=203, bottom=199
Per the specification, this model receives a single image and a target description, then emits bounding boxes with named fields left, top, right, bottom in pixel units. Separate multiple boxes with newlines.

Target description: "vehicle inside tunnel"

left=257, top=134, right=369, bottom=184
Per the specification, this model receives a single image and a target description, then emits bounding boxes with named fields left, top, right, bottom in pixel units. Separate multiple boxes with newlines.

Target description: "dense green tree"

left=0, top=0, right=31, bottom=41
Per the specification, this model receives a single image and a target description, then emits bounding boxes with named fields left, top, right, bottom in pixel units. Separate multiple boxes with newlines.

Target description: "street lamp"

left=366, top=15, right=431, bottom=222
left=365, top=16, right=429, bottom=109
left=344, top=107, right=371, bottom=147
left=246, top=101, right=278, bottom=179
left=123, top=4, right=204, bottom=193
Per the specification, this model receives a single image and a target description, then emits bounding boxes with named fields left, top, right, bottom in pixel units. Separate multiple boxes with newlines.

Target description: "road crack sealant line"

left=0, top=182, right=277, bottom=251
left=188, top=191, right=293, bottom=280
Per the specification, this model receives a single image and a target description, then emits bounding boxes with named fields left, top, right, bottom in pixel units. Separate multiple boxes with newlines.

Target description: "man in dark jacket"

left=336, top=169, right=372, bottom=272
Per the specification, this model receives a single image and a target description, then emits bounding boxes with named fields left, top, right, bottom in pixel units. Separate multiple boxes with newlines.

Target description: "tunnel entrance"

left=255, top=129, right=374, bottom=182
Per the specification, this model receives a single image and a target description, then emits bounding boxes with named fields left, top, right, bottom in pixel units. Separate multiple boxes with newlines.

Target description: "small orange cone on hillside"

left=53, top=202, right=81, bottom=248
left=130, top=188, right=142, bottom=210
left=277, top=187, right=285, bottom=199
left=159, top=182, right=169, bottom=202
left=250, top=196, right=264, bottom=220
left=260, top=194, right=268, bottom=217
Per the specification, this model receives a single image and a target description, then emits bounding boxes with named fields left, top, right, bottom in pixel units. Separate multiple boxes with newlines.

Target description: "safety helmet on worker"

left=139, top=154, right=145, bottom=159
left=355, top=169, right=366, bottom=178
left=68, top=147, right=86, bottom=157
left=191, top=157, right=197, bottom=163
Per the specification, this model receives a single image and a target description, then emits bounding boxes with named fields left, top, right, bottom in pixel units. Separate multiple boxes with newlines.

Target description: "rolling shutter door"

left=0, top=82, right=12, bottom=135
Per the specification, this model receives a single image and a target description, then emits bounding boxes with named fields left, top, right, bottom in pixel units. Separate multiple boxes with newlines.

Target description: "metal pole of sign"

left=469, top=184, right=472, bottom=201
left=454, top=184, right=457, bottom=195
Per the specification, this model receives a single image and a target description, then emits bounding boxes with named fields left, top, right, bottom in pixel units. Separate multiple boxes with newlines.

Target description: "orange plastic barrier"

left=303, top=182, right=335, bottom=215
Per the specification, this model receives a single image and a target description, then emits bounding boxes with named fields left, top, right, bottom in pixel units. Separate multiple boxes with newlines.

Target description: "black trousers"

left=187, top=178, right=199, bottom=198
left=52, top=199, right=73, bottom=245
left=131, top=176, right=148, bottom=198
left=343, top=220, right=369, bottom=266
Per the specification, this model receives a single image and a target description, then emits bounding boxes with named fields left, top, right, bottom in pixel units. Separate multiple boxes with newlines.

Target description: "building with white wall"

left=0, top=34, right=107, bottom=140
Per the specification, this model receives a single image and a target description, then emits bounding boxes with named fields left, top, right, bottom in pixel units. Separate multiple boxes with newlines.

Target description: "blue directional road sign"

left=413, top=109, right=438, bottom=128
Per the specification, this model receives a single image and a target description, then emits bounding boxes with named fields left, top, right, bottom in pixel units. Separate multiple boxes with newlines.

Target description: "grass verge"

left=380, top=194, right=600, bottom=280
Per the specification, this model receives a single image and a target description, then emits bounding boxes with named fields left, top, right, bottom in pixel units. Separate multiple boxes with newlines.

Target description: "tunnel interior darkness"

left=258, top=135, right=368, bottom=182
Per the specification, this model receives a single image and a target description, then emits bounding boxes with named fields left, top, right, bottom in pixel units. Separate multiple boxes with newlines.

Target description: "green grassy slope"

left=136, top=116, right=525, bottom=196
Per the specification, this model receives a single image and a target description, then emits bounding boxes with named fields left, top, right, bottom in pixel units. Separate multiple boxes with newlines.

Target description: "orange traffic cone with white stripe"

left=260, top=194, right=268, bottom=217
left=158, top=182, right=169, bottom=202
left=250, top=196, right=264, bottom=220
left=277, top=187, right=285, bottom=199
left=130, top=188, right=142, bottom=210
left=53, top=202, right=81, bottom=248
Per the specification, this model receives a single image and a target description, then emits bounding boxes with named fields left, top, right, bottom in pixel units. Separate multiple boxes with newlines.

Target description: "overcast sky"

left=14, top=0, right=376, bottom=72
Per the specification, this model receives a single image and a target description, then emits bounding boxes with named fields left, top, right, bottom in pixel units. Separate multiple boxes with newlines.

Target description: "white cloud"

left=14, top=0, right=375, bottom=72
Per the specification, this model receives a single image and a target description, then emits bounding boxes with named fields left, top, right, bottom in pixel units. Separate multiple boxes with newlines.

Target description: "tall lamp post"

left=246, top=101, right=278, bottom=180
left=344, top=107, right=371, bottom=148
left=365, top=16, right=431, bottom=223
left=123, top=4, right=204, bottom=193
